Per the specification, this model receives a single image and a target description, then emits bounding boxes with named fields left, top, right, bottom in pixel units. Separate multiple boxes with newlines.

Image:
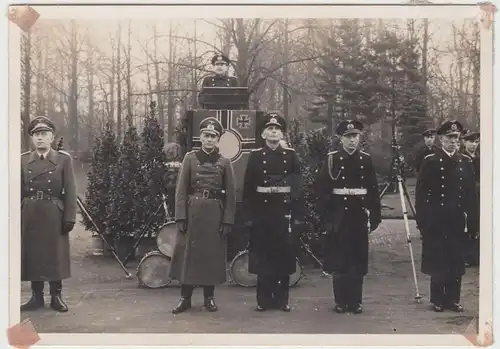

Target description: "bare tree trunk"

left=125, top=20, right=133, bottom=123
left=190, top=20, right=198, bottom=108
left=69, top=20, right=79, bottom=151
left=116, top=22, right=122, bottom=142
left=22, top=30, right=32, bottom=151
left=422, top=18, right=429, bottom=110
left=282, top=19, right=290, bottom=122
left=35, top=48, right=45, bottom=115
left=87, top=46, right=94, bottom=152
left=167, top=22, right=175, bottom=142
left=152, top=25, right=165, bottom=132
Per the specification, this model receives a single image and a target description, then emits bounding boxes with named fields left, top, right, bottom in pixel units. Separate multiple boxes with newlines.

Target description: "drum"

left=136, top=250, right=172, bottom=289
left=229, top=250, right=303, bottom=288
left=156, top=221, right=177, bottom=258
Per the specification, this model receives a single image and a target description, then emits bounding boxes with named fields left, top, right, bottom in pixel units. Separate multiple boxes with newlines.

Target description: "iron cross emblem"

left=237, top=114, right=251, bottom=129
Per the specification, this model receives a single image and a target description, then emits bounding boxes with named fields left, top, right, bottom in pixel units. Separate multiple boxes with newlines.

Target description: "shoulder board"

left=360, top=151, right=371, bottom=157
left=186, top=150, right=197, bottom=155
left=424, top=153, right=435, bottom=159
left=283, top=147, right=295, bottom=152
left=327, top=151, right=339, bottom=156
left=58, top=150, right=72, bottom=157
left=21, top=151, right=31, bottom=156
left=461, top=154, right=472, bottom=161
left=252, top=148, right=262, bottom=152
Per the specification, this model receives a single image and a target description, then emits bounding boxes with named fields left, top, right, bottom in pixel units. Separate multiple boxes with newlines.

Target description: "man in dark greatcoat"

left=460, top=130, right=480, bottom=267
left=169, top=117, right=237, bottom=314
left=413, top=128, right=438, bottom=175
left=314, top=120, right=381, bottom=314
left=198, top=54, right=239, bottom=109
left=415, top=120, right=478, bottom=313
left=201, top=54, right=238, bottom=88
left=21, top=116, right=77, bottom=313
left=242, top=112, right=304, bottom=312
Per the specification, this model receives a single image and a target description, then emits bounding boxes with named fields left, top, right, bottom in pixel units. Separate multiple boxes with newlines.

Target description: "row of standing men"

left=20, top=113, right=479, bottom=316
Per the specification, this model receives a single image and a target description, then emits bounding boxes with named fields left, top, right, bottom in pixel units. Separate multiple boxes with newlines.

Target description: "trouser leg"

left=256, top=275, right=274, bottom=308
left=273, top=275, right=290, bottom=307
left=430, top=276, right=445, bottom=305
left=181, top=284, right=194, bottom=299
left=444, top=276, right=462, bottom=305
left=203, top=285, right=215, bottom=298
left=332, top=274, right=348, bottom=306
left=347, top=275, right=364, bottom=306
left=31, top=281, right=44, bottom=294
left=49, top=280, right=62, bottom=295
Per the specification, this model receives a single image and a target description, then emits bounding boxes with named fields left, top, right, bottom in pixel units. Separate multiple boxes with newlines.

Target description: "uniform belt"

left=190, top=189, right=225, bottom=200
left=256, top=186, right=291, bottom=193
left=26, top=191, right=58, bottom=200
left=332, top=188, right=367, bottom=195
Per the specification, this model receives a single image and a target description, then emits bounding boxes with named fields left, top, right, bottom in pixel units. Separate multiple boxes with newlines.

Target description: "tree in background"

left=81, top=121, right=119, bottom=236
left=139, top=101, right=169, bottom=237
left=107, top=114, right=144, bottom=244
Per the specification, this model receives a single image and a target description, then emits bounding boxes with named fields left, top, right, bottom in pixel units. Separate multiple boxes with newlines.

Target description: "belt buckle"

left=36, top=191, right=44, bottom=200
left=202, top=189, right=210, bottom=199
left=347, top=189, right=354, bottom=195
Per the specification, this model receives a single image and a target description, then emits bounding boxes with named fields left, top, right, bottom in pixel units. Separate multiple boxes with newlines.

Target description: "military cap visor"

left=436, top=120, right=464, bottom=136
left=211, top=54, right=230, bottom=65
left=28, top=117, right=56, bottom=136
left=422, top=129, right=436, bottom=136
left=336, top=120, right=363, bottom=136
left=199, top=117, right=223, bottom=136
left=263, top=113, right=286, bottom=131
left=462, top=131, right=480, bottom=141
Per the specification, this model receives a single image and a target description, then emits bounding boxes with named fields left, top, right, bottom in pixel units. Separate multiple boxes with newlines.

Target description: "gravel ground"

left=20, top=217, right=479, bottom=334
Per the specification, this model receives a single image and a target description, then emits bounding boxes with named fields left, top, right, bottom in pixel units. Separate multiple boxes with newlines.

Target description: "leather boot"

left=49, top=281, right=68, bottom=312
left=204, top=297, right=218, bottom=312
left=172, top=297, right=191, bottom=314
left=21, top=281, right=44, bottom=311
left=21, top=292, right=44, bottom=311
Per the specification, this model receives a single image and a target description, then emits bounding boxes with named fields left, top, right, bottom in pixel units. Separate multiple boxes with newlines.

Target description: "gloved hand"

left=177, top=220, right=187, bottom=234
left=62, top=221, right=75, bottom=235
left=220, top=224, right=232, bottom=237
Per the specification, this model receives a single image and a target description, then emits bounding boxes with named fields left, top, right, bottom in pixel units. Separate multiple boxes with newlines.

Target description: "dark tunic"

left=414, top=144, right=439, bottom=173
left=314, top=148, right=381, bottom=276
left=169, top=149, right=237, bottom=285
left=415, top=148, right=478, bottom=277
left=242, top=144, right=304, bottom=276
left=21, top=149, right=77, bottom=281
left=201, top=75, right=238, bottom=88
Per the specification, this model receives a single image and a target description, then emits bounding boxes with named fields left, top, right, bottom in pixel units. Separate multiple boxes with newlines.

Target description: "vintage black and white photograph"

left=10, top=3, right=494, bottom=346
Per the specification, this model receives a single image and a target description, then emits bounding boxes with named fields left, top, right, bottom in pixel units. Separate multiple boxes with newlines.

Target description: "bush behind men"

left=21, top=116, right=77, bottom=313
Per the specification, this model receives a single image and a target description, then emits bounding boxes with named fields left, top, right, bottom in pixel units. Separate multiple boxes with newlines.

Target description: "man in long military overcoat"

left=242, top=113, right=304, bottom=312
left=169, top=117, right=237, bottom=314
left=21, top=116, right=77, bottom=313
left=413, top=128, right=438, bottom=175
left=314, top=120, right=381, bottom=314
left=460, top=130, right=480, bottom=267
left=416, top=120, right=478, bottom=313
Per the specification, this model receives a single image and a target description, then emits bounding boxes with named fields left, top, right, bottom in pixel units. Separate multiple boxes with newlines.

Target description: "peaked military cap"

left=28, top=116, right=56, bottom=136
left=422, top=128, right=436, bottom=137
left=461, top=130, right=480, bottom=141
left=211, top=54, right=230, bottom=65
left=263, top=112, right=286, bottom=131
left=436, top=120, right=464, bottom=136
left=335, top=119, right=363, bottom=136
left=199, top=117, right=223, bottom=136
